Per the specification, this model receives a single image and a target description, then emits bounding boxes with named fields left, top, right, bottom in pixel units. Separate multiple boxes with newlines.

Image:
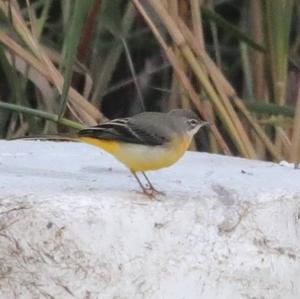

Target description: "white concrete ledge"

left=0, top=140, right=300, bottom=299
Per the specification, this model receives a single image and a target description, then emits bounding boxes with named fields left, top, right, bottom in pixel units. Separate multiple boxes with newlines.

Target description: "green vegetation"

left=0, top=0, right=299, bottom=163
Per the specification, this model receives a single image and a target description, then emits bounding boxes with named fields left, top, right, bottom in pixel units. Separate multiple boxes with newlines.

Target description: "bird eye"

left=188, top=119, right=199, bottom=127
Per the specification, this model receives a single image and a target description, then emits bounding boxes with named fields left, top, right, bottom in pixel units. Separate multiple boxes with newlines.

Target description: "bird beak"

left=200, top=121, right=210, bottom=128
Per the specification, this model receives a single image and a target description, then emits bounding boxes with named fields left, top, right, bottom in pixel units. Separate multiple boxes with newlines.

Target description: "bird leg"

left=130, top=171, right=165, bottom=197
left=141, top=171, right=165, bottom=195
left=130, top=171, right=155, bottom=197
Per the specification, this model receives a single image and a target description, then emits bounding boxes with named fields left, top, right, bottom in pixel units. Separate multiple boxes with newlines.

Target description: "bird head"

left=168, top=109, right=210, bottom=137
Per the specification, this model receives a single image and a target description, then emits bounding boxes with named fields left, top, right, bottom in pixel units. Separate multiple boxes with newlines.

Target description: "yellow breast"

left=79, top=135, right=191, bottom=172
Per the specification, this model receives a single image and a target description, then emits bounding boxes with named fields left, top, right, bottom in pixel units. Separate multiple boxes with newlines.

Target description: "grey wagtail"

left=12, top=109, right=208, bottom=196
left=77, top=109, right=209, bottom=196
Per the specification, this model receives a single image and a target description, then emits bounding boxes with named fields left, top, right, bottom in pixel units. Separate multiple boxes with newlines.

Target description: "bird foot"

left=143, top=186, right=165, bottom=198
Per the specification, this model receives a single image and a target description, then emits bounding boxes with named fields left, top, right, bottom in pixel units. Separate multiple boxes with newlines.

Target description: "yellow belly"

left=79, top=136, right=191, bottom=172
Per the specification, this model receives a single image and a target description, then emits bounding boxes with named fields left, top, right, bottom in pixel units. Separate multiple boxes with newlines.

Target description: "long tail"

left=8, top=133, right=80, bottom=142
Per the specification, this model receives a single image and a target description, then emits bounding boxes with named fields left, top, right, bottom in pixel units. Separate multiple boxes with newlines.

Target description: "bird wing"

left=78, top=117, right=169, bottom=146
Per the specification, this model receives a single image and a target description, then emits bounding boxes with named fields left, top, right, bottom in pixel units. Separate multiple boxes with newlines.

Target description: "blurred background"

left=0, top=0, right=299, bottom=163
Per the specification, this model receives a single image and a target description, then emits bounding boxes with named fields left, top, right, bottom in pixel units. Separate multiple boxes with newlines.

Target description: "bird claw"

left=142, top=186, right=165, bottom=198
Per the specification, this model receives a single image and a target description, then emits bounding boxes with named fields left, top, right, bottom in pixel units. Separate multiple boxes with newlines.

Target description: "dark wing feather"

left=78, top=117, right=167, bottom=146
